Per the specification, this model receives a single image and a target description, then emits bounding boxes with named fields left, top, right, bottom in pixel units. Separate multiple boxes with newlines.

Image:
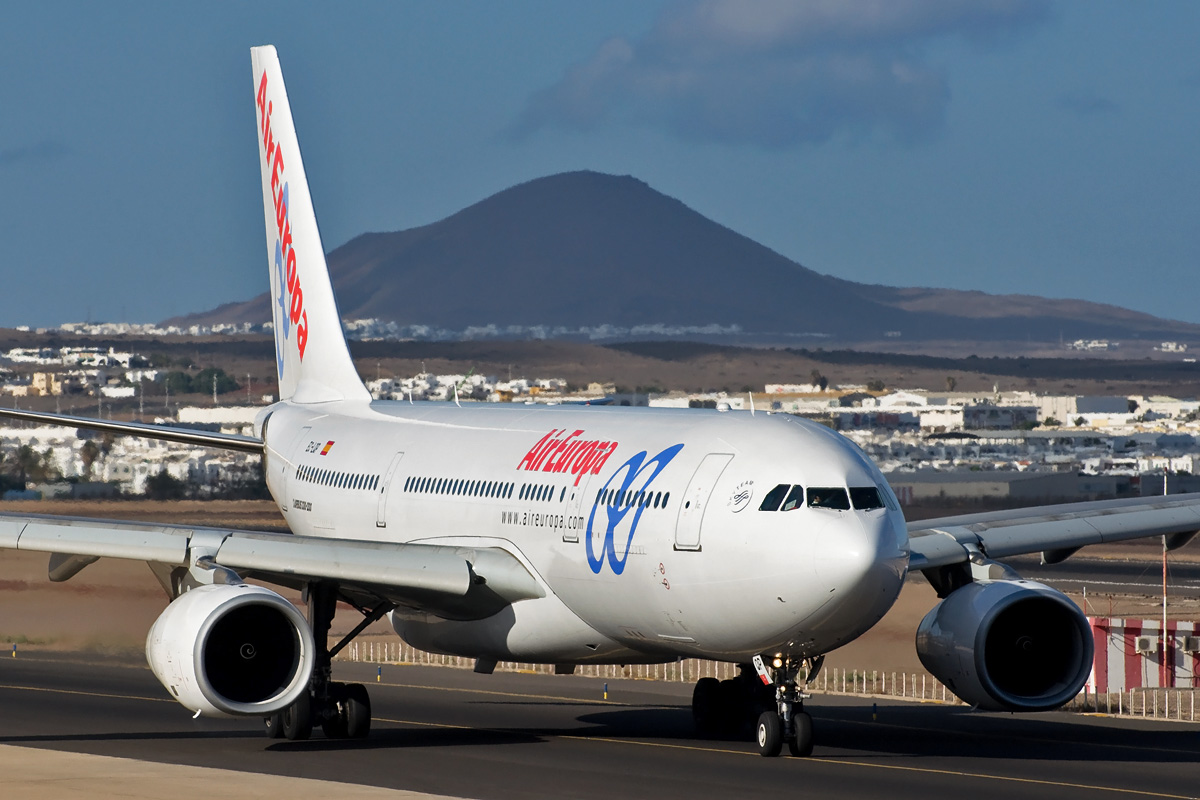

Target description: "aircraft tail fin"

left=251, top=45, right=369, bottom=404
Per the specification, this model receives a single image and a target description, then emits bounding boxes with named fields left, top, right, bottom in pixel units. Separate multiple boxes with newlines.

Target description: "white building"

left=764, top=383, right=823, bottom=394
left=1038, top=395, right=1130, bottom=422
left=176, top=405, right=265, bottom=435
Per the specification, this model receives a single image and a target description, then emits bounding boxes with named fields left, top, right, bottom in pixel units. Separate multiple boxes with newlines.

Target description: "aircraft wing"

left=0, top=407, right=262, bottom=452
left=0, top=512, right=544, bottom=620
left=907, top=492, right=1200, bottom=570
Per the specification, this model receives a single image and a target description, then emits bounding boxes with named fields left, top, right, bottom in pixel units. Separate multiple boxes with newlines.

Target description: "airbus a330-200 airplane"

left=3, top=45, right=1200, bottom=758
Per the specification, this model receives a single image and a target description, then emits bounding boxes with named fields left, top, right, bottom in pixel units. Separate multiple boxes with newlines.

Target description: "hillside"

left=172, top=171, right=1200, bottom=344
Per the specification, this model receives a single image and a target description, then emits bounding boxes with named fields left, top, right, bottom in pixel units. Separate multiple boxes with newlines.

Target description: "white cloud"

left=513, top=0, right=1049, bottom=148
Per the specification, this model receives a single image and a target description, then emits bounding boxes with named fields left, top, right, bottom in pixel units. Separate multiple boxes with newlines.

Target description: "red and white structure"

left=1087, top=617, right=1200, bottom=693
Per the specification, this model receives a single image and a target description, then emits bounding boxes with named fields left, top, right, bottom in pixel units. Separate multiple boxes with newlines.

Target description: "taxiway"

left=0, top=653, right=1196, bottom=800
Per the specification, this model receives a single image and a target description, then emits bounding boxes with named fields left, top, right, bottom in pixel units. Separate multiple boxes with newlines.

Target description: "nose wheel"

left=752, top=654, right=819, bottom=757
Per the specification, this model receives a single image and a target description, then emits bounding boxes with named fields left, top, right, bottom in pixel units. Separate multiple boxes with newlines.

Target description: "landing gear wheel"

left=692, top=677, right=721, bottom=736
left=318, top=682, right=372, bottom=739
left=264, top=711, right=285, bottom=739
left=756, top=711, right=783, bottom=757
left=344, top=683, right=371, bottom=739
left=302, top=582, right=389, bottom=743
left=750, top=653, right=821, bottom=756
left=281, top=692, right=313, bottom=741
left=320, top=684, right=350, bottom=739
left=717, top=679, right=746, bottom=734
left=787, top=711, right=813, bottom=757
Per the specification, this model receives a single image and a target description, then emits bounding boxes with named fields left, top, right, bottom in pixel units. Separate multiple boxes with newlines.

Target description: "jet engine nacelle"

left=146, top=583, right=315, bottom=717
left=916, top=579, right=1093, bottom=711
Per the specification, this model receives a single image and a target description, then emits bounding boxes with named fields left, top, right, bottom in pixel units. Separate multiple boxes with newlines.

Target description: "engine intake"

left=916, top=579, right=1092, bottom=711
left=146, top=583, right=314, bottom=717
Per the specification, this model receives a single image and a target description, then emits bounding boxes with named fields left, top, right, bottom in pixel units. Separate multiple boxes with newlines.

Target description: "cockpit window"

left=807, top=487, right=850, bottom=510
left=759, top=483, right=789, bottom=512
left=781, top=485, right=805, bottom=512
left=849, top=487, right=884, bottom=510
left=879, top=483, right=901, bottom=511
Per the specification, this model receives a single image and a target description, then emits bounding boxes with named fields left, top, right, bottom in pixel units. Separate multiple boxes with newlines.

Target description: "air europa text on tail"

left=257, top=70, right=309, bottom=361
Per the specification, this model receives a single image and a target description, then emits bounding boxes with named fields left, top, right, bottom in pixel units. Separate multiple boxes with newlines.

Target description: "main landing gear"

left=691, top=655, right=821, bottom=757
left=265, top=582, right=394, bottom=741
left=691, top=664, right=775, bottom=738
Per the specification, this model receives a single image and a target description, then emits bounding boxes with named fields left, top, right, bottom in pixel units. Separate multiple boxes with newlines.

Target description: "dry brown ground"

left=0, top=500, right=1194, bottom=674
left=2, top=499, right=289, bottom=530
left=0, top=501, right=289, bottom=654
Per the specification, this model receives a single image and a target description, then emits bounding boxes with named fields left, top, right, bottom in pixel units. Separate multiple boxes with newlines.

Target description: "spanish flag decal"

left=320, top=441, right=335, bottom=456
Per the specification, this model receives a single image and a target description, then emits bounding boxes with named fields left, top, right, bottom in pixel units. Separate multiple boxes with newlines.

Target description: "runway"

left=1005, top=554, right=1200, bottom=599
left=0, top=653, right=1196, bottom=800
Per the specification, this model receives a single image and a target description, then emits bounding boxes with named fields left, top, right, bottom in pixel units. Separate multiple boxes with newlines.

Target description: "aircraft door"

left=674, top=453, right=733, bottom=551
left=376, top=452, right=406, bottom=528
left=562, top=473, right=593, bottom=543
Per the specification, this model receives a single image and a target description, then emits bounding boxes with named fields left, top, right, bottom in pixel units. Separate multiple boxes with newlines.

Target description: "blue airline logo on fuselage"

left=586, top=443, right=684, bottom=575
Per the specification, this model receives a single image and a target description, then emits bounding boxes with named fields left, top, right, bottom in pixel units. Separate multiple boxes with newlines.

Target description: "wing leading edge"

left=907, top=492, right=1200, bottom=570
left=0, top=512, right=544, bottom=620
left=0, top=407, right=263, bottom=452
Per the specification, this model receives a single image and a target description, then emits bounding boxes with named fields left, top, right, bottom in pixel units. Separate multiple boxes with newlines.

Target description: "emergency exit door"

left=376, top=452, right=405, bottom=527
left=674, top=453, right=733, bottom=551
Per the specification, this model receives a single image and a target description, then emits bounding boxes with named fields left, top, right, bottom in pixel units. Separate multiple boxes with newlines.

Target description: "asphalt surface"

left=0, top=653, right=1196, bottom=800
left=998, top=554, right=1200, bottom=599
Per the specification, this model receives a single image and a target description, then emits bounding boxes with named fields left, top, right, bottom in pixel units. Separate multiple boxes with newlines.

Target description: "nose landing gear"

left=690, top=655, right=822, bottom=756
left=752, top=653, right=821, bottom=757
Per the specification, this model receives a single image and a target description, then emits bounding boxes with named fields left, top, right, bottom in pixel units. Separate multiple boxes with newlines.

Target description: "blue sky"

left=1, top=1, right=1197, bottom=327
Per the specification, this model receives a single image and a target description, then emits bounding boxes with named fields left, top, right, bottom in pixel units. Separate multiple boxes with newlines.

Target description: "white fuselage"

left=261, top=399, right=909, bottom=666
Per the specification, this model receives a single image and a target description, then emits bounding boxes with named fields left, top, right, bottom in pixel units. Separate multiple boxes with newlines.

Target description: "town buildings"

left=3, top=346, right=1200, bottom=504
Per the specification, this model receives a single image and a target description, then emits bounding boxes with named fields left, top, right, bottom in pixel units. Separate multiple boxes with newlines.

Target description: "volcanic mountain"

left=175, top=171, right=1200, bottom=343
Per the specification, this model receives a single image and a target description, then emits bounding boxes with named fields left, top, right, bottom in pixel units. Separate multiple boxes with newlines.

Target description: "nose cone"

left=809, top=510, right=907, bottom=649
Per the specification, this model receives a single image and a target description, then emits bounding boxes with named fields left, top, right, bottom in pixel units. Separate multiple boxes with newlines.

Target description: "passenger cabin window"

left=592, top=487, right=670, bottom=510
left=296, top=464, right=381, bottom=492
left=403, top=477, right=513, bottom=497
left=849, top=487, right=884, bottom=511
left=807, top=487, right=851, bottom=510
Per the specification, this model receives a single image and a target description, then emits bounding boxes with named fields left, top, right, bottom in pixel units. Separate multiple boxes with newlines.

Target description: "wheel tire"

left=692, top=677, right=721, bottom=736
left=756, top=711, right=783, bottom=757
left=345, top=683, right=372, bottom=739
left=730, top=674, right=773, bottom=735
left=787, top=711, right=814, bottom=757
left=717, top=679, right=747, bottom=734
left=281, top=692, right=313, bottom=741
left=752, top=680, right=775, bottom=716
left=264, top=712, right=284, bottom=739
left=320, top=684, right=349, bottom=739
